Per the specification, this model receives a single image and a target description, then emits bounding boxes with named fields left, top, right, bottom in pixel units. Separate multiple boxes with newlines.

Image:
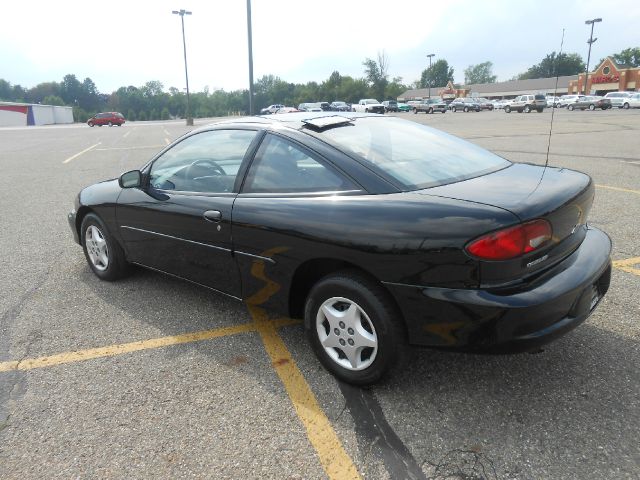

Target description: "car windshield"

left=317, top=117, right=511, bottom=190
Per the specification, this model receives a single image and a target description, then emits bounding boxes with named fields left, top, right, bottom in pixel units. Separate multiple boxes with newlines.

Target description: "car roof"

left=203, top=111, right=380, bottom=133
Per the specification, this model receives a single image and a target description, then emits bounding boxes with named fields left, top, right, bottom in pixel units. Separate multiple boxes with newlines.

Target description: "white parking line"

left=62, top=142, right=102, bottom=164
left=165, top=138, right=170, bottom=145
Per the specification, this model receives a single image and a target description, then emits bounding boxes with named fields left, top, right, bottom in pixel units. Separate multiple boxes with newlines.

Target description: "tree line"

left=1, top=48, right=636, bottom=121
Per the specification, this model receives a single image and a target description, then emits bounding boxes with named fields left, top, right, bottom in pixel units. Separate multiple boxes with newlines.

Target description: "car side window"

left=149, top=129, right=257, bottom=193
left=242, top=134, right=357, bottom=194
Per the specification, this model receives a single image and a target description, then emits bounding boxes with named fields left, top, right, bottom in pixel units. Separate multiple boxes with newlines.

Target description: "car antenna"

left=545, top=28, right=565, bottom=170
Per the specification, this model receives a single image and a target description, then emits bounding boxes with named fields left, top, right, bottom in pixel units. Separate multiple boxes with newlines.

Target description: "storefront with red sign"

left=569, top=57, right=639, bottom=95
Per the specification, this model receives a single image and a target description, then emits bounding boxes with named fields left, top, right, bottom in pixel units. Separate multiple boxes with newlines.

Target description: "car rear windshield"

left=317, top=117, right=510, bottom=190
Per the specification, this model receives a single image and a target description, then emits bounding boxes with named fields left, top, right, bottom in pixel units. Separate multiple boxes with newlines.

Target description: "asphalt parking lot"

left=1, top=108, right=638, bottom=479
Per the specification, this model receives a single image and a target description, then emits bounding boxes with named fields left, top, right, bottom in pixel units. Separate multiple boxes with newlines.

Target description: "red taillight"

left=466, top=219, right=552, bottom=260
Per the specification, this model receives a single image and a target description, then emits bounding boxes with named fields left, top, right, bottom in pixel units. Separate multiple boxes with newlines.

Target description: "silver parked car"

left=604, top=92, right=633, bottom=109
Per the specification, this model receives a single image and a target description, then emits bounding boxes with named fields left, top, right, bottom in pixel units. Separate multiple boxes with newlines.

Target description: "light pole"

left=246, top=0, right=254, bottom=115
left=426, top=53, right=435, bottom=98
left=584, top=18, right=602, bottom=96
left=172, top=9, right=193, bottom=126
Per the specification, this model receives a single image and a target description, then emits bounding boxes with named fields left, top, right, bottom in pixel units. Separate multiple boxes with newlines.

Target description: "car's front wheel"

left=505, top=106, right=511, bottom=113
left=623, top=102, right=630, bottom=109
left=568, top=105, right=575, bottom=111
left=305, top=271, right=405, bottom=385
left=428, top=107, right=434, bottom=114
left=88, top=121, right=94, bottom=127
left=589, top=104, right=595, bottom=110
left=108, top=121, right=113, bottom=127
left=81, top=213, right=130, bottom=281
left=451, top=106, right=457, bottom=112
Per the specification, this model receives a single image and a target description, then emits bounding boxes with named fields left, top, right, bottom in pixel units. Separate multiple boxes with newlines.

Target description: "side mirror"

left=119, top=170, right=142, bottom=188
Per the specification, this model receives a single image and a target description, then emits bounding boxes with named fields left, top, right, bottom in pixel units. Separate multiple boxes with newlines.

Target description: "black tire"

left=413, top=108, right=417, bottom=114
left=589, top=104, right=595, bottom=111
left=537, top=108, right=544, bottom=113
left=88, top=121, right=94, bottom=127
left=524, top=105, right=531, bottom=113
left=80, top=213, right=131, bottom=281
left=304, top=271, right=406, bottom=385
left=451, top=106, right=457, bottom=112
left=463, top=106, right=469, bottom=112
left=428, top=107, right=433, bottom=114
left=108, top=121, right=113, bottom=127
left=504, top=106, right=511, bottom=113
left=568, top=105, right=574, bottom=111
left=623, top=102, right=630, bottom=109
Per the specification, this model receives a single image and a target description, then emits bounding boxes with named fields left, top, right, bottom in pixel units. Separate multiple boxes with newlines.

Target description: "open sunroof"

left=301, top=115, right=355, bottom=130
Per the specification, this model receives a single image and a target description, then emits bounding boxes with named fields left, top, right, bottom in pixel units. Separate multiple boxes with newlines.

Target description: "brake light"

left=466, top=219, right=552, bottom=260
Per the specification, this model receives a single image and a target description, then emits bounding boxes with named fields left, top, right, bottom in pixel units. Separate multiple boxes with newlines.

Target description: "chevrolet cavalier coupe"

left=69, top=112, right=612, bottom=385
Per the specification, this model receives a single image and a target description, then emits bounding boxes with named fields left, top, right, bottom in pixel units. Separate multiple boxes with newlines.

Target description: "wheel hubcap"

left=85, top=225, right=109, bottom=271
left=316, top=297, right=378, bottom=371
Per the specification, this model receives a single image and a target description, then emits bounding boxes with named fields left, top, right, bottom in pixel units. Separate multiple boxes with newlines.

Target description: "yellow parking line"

left=249, top=306, right=361, bottom=480
left=613, top=257, right=640, bottom=276
left=596, top=184, right=640, bottom=195
left=0, top=319, right=298, bottom=373
left=62, top=142, right=101, bottom=164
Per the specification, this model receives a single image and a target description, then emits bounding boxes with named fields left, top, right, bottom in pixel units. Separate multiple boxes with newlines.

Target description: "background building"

left=569, top=57, right=639, bottom=95
left=0, top=102, right=74, bottom=127
left=399, top=75, right=576, bottom=101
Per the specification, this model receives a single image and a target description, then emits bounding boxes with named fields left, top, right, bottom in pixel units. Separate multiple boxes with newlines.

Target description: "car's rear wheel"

left=463, top=106, right=469, bottom=112
left=81, top=213, right=130, bottom=281
left=568, top=105, right=575, bottom=111
left=589, top=104, right=595, bottom=111
left=428, top=107, right=433, bottom=114
left=524, top=105, right=531, bottom=113
left=537, top=108, right=544, bottom=113
left=108, top=121, right=113, bottom=127
left=413, top=108, right=417, bottom=114
left=505, top=106, right=511, bottom=113
left=305, top=271, right=405, bottom=385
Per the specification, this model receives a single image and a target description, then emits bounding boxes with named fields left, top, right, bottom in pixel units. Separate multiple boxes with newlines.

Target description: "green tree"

left=420, top=59, right=454, bottom=88
left=43, top=95, right=65, bottom=106
left=362, top=51, right=389, bottom=100
left=609, top=47, right=640, bottom=67
left=518, top=52, right=585, bottom=79
left=464, top=61, right=497, bottom=84
left=127, top=109, right=137, bottom=121
left=138, top=110, right=147, bottom=121
left=161, top=107, right=170, bottom=120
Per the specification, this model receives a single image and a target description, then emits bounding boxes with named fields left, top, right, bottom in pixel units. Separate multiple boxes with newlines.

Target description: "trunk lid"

left=419, top=163, right=595, bottom=286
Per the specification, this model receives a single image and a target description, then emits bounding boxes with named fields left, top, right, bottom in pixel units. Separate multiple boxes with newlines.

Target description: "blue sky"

left=1, top=0, right=638, bottom=93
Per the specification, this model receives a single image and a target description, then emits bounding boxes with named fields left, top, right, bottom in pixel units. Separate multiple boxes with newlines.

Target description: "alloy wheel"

left=315, top=296, right=378, bottom=371
left=85, top=225, right=109, bottom=271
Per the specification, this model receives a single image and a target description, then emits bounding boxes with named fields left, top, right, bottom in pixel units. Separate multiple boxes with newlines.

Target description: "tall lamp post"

left=246, top=0, right=254, bottom=115
left=584, top=18, right=602, bottom=96
left=426, top=53, right=435, bottom=98
left=172, top=9, right=193, bottom=126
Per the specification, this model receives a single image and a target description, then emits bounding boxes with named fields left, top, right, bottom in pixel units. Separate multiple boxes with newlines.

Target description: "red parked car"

left=87, top=112, right=125, bottom=127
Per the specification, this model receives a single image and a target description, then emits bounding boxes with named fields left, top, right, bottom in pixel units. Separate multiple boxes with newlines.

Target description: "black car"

left=330, top=101, right=350, bottom=112
left=69, top=113, right=611, bottom=385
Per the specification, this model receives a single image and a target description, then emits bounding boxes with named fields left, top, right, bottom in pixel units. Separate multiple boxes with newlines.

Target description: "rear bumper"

left=384, top=226, right=612, bottom=352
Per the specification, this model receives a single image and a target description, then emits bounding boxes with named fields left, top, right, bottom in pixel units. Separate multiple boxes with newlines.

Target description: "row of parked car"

left=260, top=90, right=640, bottom=116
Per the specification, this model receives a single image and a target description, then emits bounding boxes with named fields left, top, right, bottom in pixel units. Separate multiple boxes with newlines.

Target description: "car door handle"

left=203, top=210, right=222, bottom=222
